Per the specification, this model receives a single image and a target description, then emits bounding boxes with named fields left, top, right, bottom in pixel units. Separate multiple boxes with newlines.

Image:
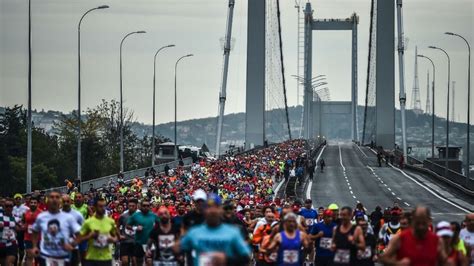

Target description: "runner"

left=460, top=213, right=474, bottom=266
left=176, top=194, right=251, bottom=266
left=127, top=199, right=159, bottom=266
left=118, top=198, right=138, bottom=266
left=451, top=222, right=467, bottom=257
left=13, top=193, right=30, bottom=265
left=266, top=212, right=311, bottom=266
left=182, top=189, right=207, bottom=232
left=355, top=218, right=377, bottom=266
left=380, top=206, right=446, bottom=266
left=23, top=196, right=43, bottom=266
left=311, top=209, right=336, bottom=266
left=31, top=191, right=81, bottom=266
left=331, top=206, right=365, bottom=266
left=72, top=193, right=89, bottom=220
left=0, top=198, right=21, bottom=266
left=378, top=208, right=402, bottom=253
left=319, top=159, right=325, bottom=173
left=146, top=207, right=181, bottom=266
left=76, top=198, right=118, bottom=266
left=61, top=194, right=85, bottom=266
left=299, top=199, right=318, bottom=230
left=436, top=221, right=468, bottom=266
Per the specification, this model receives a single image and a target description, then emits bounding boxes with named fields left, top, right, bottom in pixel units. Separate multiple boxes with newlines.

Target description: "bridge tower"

left=302, top=2, right=359, bottom=141
left=375, top=0, right=395, bottom=149
left=245, top=0, right=266, bottom=149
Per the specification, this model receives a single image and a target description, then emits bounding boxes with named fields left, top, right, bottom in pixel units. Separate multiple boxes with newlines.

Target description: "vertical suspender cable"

left=362, top=0, right=375, bottom=145
left=215, top=0, right=235, bottom=157
left=276, top=0, right=292, bottom=140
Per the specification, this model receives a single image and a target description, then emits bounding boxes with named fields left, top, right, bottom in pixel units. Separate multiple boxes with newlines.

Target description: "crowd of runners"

left=0, top=139, right=473, bottom=266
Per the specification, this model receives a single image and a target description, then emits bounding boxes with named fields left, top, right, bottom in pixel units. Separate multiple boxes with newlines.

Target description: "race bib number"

left=357, top=247, right=372, bottom=259
left=305, top=218, right=314, bottom=226
left=334, top=249, right=350, bottom=264
left=27, top=225, right=33, bottom=234
left=45, top=258, right=65, bottom=266
left=320, top=237, right=332, bottom=250
left=2, top=228, right=15, bottom=240
left=268, top=252, right=278, bottom=262
left=158, top=235, right=175, bottom=249
left=125, top=227, right=136, bottom=236
left=92, top=234, right=108, bottom=248
left=198, top=252, right=222, bottom=266
left=283, top=250, right=299, bottom=264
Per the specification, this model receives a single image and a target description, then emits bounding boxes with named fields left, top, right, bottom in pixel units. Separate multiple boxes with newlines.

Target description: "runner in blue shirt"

left=311, top=209, right=336, bottom=266
left=176, top=193, right=251, bottom=266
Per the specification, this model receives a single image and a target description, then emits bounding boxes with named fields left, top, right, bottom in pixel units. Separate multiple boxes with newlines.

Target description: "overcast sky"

left=1, top=0, right=473, bottom=125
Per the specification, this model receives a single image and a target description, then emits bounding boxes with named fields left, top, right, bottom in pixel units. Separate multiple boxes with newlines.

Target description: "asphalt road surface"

left=309, top=142, right=474, bottom=223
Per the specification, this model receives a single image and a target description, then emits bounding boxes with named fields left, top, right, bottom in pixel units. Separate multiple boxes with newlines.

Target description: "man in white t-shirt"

left=31, top=191, right=81, bottom=265
left=460, top=213, right=474, bottom=266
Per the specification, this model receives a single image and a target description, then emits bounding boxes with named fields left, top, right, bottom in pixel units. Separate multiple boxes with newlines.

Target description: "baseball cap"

left=323, top=209, right=333, bottom=217
left=192, top=189, right=207, bottom=201
left=436, top=221, right=453, bottom=237
left=328, top=203, right=339, bottom=210
left=207, top=193, right=222, bottom=207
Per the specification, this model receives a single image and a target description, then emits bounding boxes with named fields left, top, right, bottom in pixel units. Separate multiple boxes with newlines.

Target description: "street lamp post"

left=77, top=4, right=109, bottom=189
left=418, top=54, right=436, bottom=160
left=120, top=30, right=146, bottom=172
left=174, top=54, right=193, bottom=160
left=152, top=44, right=175, bottom=167
left=429, top=46, right=451, bottom=178
left=445, top=32, right=471, bottom=182
left=26, top=0, right=32, bottom=193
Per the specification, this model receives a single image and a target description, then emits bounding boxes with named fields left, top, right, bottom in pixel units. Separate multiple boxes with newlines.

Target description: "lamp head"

left=186, top=54, right=194, bottom=57
left=167, top=44, right=176, bottom=48
left=428, top=46, right=438, bottom=49
left=98, top=5, right=109, bottom=9
left=444, top=32, right=454, bottom=36
left=136, top=30, right=146, bottom=34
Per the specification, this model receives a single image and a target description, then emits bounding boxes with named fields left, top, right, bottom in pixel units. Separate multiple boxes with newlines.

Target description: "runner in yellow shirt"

left=76, top=198, right=117, bottom=265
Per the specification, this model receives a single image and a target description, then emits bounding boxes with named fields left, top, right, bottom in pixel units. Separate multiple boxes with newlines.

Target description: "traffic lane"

left=311, top=144, right=358, bottom=208
left=369, top=165, right=469, bottom=222
left=339, top=144, right=396, bottom=211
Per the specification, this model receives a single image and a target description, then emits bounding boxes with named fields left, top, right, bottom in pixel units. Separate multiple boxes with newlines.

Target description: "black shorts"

left=24, top=240, right=34, bottom=250
left=0, top=245, right=18, bottom=258
left=119, top=242, right=135, bottom=257
left=133, top=243, right=145, bottom=258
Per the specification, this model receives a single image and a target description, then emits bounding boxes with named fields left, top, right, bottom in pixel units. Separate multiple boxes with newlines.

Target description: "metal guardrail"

left=42, top=158, right=193, bottom=194
left=423, top=159, right=474, bottom=190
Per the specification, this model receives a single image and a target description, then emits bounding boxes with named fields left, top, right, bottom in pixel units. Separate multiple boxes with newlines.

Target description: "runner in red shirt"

left=23, top=196, right=42, bottom=266
left=380, top=206, right=447, bottom=266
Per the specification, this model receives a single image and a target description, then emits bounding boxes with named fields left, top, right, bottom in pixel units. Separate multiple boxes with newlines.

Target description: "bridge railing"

left=42, top=157, right=193, bottom=194
left=422, top=159, right=474, bottom=190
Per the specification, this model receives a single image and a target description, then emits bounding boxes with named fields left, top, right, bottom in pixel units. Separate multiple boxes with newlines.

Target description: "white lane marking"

left=350, top=191, right=354, bottom=194
left=355, top=144, right=368, bottom=158
left=384, top=184, right=388, bottom=187
left=387, top=187, right=391, bottom=191
left=338, top=145, right=346, bottom=172
left=390, top=165, right=470, bottom=213
left=274, top=179, right=285, bottom=195
left=391, top=192, right=396, bottom=196
left=352, top=195, right=357, bottom=199
left=397, top=197, right=402, bottom=201
left=306, top=145, right=327, bottom=202
left=404, top=202, right=410, bottom=207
